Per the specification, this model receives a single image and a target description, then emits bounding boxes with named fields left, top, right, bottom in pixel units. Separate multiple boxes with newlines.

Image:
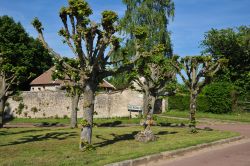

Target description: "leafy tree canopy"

left=0, top=15, right=53, bottom=91
left=201, top=26, right=250, bottom=91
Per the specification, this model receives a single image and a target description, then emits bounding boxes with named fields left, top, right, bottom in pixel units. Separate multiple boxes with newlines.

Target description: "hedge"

left=168, top=95, right=209, bottom=112
left=168, top=82, right=237, bottom=114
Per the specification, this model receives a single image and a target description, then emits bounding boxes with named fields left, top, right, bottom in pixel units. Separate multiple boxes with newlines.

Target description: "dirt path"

left=153, top=123, right=250, bottom=166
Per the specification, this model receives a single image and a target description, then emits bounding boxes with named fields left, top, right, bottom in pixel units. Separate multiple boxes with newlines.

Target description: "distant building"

left=30, top=67, right=116, bottom=92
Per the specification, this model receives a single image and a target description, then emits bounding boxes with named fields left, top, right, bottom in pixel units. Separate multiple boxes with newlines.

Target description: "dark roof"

left=30, top=67, right=116, bottom=89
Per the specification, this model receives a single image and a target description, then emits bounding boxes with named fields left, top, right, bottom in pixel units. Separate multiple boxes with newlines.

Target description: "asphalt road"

left=154, top=124, right=250, bottom=166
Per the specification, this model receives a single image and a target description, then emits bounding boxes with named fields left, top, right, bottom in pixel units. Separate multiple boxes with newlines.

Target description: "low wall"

left=5, top=90, right=143, bottom=119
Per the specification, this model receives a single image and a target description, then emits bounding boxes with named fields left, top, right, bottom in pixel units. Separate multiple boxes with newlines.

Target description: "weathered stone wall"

left=5, top=89, right=143, bottom=119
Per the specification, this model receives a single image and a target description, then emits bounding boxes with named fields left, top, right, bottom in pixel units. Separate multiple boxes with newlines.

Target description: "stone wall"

left=5, top=89, right=143, bottom=119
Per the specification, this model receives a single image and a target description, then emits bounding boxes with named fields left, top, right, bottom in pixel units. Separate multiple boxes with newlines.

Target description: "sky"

left=0, top=0, right=249, bottom=58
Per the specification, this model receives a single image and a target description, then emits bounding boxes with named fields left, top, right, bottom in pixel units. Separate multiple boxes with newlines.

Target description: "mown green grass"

left=0, top=126, right=238, bottom=166
left=164, top=110, right=250, bottom=123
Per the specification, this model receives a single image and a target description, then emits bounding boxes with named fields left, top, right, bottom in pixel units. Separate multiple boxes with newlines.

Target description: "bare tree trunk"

left=80, top=83, right=95, bottom=150
left=189, top=91, right=197, bottom=132
left=0, top=97, right=6, bottom=128
left=70, top=94, right=80, bottom=128
left=143, top=90, right=150, bottom=118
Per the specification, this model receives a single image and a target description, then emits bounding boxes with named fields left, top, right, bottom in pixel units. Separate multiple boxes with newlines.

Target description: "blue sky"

left=0, top=0, right=249, bottom=57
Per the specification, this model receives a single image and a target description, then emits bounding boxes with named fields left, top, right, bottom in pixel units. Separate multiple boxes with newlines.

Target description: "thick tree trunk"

left=70, top=94, right=80, bottom=128
left=136, top=90, right=157, bottom=142
left=189, top=91, right=197, bottom=132
left=0, top=97, right=6, bottom=128
left=79, top=83, right=95, bottom=150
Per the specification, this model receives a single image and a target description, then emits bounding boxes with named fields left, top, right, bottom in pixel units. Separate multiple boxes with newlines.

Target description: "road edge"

left=105, top=136, right=244, bottom=166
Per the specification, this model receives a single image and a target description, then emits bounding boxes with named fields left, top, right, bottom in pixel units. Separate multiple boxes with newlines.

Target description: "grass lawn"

left=0, top=126, right=238, bottom=166
left=164, top=110, right=250, bottom=123
left=6, top=116, right=189, bottom=126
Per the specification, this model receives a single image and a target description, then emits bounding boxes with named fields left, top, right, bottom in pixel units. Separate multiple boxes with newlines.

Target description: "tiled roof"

left=30, top=67, right=63, bottom=85
left=99, top=79, right=116, bottom=89
left=30, top=67, right=116, bottom=89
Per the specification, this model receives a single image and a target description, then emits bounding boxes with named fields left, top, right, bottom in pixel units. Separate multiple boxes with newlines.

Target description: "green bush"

left=169, top=95, right=209, bottom=112
left=168, top=95, right=189, bottom=111
left=197, top=95, right=210, bottom=112
left=202, top=82, right=235, bottom=114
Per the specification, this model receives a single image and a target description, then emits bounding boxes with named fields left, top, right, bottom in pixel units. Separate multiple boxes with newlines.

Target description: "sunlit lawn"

left=164, top=110, right=250, bottom=123
left=0, top=126, right=238, bottom=166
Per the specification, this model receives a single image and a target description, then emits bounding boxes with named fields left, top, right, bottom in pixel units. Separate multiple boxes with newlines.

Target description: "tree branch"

left=4, top=75, right=17, bottom=96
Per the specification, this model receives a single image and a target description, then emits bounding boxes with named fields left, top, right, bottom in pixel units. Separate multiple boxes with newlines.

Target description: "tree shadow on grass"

left=0, top=129, right=47, bottom=136
left=155, top=131, right=178, bottom=135
left=0, top=131, right=78, bottom=147
left=97, top=121, right=122, bottom=127
left=158, top=122, right=186, bottom=127
left=94, top=130, right=178, bottom=148
left=94, top=131, right=139, bottom=148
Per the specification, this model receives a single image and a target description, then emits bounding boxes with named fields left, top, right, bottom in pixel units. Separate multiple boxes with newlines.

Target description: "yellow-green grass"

left=164, top=110, right=250, bottom=123
left=0, top=126, right=238, bottom=166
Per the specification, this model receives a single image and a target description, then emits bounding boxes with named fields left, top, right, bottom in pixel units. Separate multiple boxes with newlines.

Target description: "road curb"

left=105, top=136, right=244, bottom=166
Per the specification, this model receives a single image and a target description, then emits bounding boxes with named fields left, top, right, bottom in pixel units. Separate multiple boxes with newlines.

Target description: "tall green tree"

left=172, top=56, right=227, bottom=132
left=0, top=15, right=52, bottom=127
left=201, top=26, right=250, bottom=91
left=121, top=0, right=175, bottom=56
left=32, top=0, right=133, bottom=150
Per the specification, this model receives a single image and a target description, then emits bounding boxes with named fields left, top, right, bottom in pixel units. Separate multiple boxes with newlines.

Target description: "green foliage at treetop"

left=201, top=26, right=250, bottom=91
left=121, top=0, right=175, bottom=56
left=0, top=15, right=53, bottom=91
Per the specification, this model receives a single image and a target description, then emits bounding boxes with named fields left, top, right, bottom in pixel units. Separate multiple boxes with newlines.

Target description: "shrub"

left=168, top=95, right=209, bottom=112
left=16, top=103, right=25, bottom=115
left=30, top=107, right=39, bottom=114
left=202, top=82, right=235, bottom=114
left=168, top=95, right=189, bottom=111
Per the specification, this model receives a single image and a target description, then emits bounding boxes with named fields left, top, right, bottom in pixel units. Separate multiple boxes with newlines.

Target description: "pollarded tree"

left=52, top=57, right=82, bottom=128
left=32, top=0, right=133, bottom=150
left=130, top=28, right=176, bottom=142
left=172, top=56, right=228, bottom=132
left=0, top=16, right=52, bottom=128
left=133, top=30, right=176, bottom=118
